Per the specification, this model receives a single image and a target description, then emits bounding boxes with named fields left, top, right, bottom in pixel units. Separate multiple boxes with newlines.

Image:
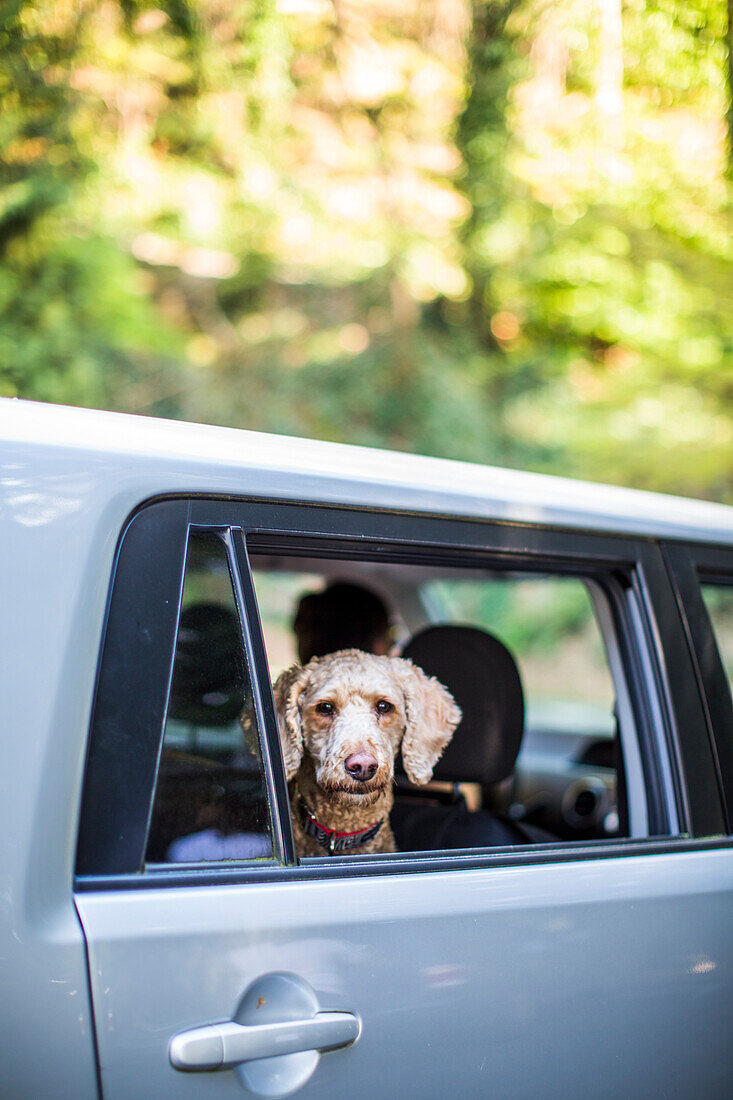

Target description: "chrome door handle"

left=170, top=1010, right=360, bottom=1071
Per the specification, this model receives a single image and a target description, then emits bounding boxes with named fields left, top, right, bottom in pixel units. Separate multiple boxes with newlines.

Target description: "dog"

left=273, top=648, right=461, bottom=856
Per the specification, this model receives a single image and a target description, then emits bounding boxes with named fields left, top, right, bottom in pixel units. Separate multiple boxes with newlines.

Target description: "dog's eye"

left=315, top=701, right=335, bottom=716
left=375, top=699, right=394, bottom=715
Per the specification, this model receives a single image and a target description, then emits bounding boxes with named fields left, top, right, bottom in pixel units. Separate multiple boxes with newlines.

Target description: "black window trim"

left=75, top=495, right=724, bottom=887
left=663, top=541, right=733, bottom=832
left=225, top=526, right=296, bottom=865
left=76, top=499, right=190, bottom=877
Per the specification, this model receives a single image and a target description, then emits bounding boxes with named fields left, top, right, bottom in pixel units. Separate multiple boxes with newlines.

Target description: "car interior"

left=145, top=532, right=637, bottom=865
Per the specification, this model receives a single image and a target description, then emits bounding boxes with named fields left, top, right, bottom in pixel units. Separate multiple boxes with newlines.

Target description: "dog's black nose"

left=344, top=752, right=378, bottom=782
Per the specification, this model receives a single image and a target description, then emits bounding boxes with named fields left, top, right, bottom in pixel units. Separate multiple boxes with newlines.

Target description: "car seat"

left=391, top=624, right=554, bottom=850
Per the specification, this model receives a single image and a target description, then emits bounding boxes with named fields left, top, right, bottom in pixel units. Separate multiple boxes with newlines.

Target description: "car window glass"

left=700, top=583, right=733, bottom=699
left=145, top=530, right=274, bottom=865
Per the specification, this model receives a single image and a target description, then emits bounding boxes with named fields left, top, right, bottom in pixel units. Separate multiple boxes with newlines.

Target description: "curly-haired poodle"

left=273, top=649, right=461, bottom=857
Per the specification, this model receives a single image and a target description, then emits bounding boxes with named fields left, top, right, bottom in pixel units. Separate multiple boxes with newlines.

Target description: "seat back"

left=402, top=624, right=524, bottom=785
left=393, top=625, right=548, bottom=850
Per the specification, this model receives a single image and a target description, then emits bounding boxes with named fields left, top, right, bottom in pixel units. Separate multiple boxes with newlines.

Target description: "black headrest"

left=168, top=602, right=245, bottom=726
left=402, top=625, right=524, bottom=785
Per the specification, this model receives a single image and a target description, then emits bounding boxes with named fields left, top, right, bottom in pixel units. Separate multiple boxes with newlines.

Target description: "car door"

left=74, top=499, right=733, bottom=1100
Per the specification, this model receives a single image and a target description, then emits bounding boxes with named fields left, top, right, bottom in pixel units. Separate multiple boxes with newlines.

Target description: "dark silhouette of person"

left=293, top=582, right=391, bottom=664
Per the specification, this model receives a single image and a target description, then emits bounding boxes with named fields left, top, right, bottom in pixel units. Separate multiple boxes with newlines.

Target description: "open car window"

left=250, top=555, right=640, bottom=849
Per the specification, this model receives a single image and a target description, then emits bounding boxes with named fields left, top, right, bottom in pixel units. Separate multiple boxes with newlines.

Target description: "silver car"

left=2, top=397, right=732, bottom=1098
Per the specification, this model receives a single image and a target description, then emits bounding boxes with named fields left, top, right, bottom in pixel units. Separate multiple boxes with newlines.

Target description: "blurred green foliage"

left=426, top=576, right=598, bottom=657
left=1, top=0, right=732, bottom=501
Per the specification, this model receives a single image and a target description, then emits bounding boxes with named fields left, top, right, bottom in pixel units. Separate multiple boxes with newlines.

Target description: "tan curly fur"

left=272, top=649, right=461, bottom=857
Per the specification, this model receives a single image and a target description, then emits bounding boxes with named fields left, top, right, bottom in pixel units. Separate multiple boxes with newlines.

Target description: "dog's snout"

left=344, top=751, right=378, bottom=782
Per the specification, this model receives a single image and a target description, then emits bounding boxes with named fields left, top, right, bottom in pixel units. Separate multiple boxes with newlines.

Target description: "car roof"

left=3, top=397, right=732, bottom=544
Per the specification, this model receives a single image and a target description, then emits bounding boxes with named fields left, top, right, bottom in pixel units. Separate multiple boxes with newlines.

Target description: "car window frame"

left=75, top=495, right=727, bottom=891
left=663, top=540, right=733, bottom=833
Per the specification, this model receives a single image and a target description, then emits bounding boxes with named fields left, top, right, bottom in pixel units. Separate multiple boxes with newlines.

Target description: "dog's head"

left=273, top=649, right=461, bottom=807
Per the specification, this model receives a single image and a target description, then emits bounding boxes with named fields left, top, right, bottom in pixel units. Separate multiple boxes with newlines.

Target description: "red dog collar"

left=298, top=795, right=383, bottom=855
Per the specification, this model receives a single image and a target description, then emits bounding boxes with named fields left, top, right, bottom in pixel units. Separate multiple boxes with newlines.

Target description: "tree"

left=2, top=0, right=731, bottom=500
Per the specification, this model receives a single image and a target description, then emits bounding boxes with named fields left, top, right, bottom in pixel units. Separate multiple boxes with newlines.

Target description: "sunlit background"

left=2, top=0, right=732, bottom=500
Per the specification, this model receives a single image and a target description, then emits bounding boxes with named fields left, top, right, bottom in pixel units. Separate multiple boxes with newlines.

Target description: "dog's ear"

left=272, top=664, right=309, bottom=781
left=392, top=658, right=461, bottom=786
